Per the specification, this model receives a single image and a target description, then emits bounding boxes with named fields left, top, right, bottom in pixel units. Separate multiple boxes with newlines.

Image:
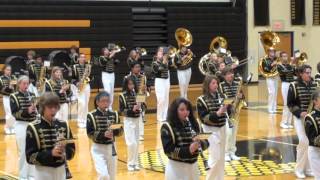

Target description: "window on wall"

left=313, top=0, right=320, bottom=25
left=291, top=0, right=306, bottom=25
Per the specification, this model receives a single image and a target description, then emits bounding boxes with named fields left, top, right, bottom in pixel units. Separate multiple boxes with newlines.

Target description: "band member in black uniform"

left=315, top=62, right=320, bottom=84
left=45, top=66, right=72, bottom=122
left=305, top=90, right=320, bottom=180
left=219, top=67, right=243, bottom=162
left=152, top=47, right=171, bottom=122
left=119, top=77, right=141, bottom=171
left=26, top=50, right=36, bottom=65
left=161, top=98, right=209, bottom=180
left=26, top=92, right=75, bottom=180
left=207, top=52, right=219, bottom=75
left=99, top=45, right=120, bottom=110
left=277, top=52, right=295, bottom=129
left=0, top=65, right=16, bottom=134
left=28, top=54, right=44, bottom=97
left=10, top=75, right=36, bottom=179
left=87, top=91, right=122, bottom=180
left=72, top=53, right=91, bottom=128
left=123, top=61, right=149, bottom=141
left=287, top=64, right=318, bottom=178
left=127, top=48, right=145, bottom=70
left=69, top=45, right=79, bottom=65
left=197, top=75, right=231, bottom=180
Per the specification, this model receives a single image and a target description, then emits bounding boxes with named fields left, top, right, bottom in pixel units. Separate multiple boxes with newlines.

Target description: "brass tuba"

left=258, top=30, right=280, bottom=78
left=175, top=28, right=194, bottom=66
left=209, top=36, right=228, bottom=53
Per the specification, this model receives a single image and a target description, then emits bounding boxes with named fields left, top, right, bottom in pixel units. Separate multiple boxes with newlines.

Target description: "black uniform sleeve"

left=287, top=83, right=302, bottom=118
left=119, top=94, right=136, bottom=116
left=305, top=115, right=320, bottom=147
left=10, top=94, right=31, bottom=119
left=86, top=113, right=111, bottom=142
left=112, top=112, right=123, bottom=137
left=196, top=97, right=219, bottom=124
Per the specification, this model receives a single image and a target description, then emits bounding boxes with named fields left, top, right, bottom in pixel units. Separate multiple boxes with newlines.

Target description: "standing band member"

left=87, top=91, right=122, bottom=180
left=197, top=75, right=230, bottom=180
left=0, top=65, right=16, bottom=134
left=10, top=75, right=36, bottom=179
left=174, top=46, right=193, bottom=99
left=219, top=67, right=242, bottom=161
left=127, top=48, right=144, bottom=70
left=72, top=53, right=91, bottom=128
left=99, top=45, right=120, bottom=110
left=69, top=45, right=79, bottom=65
left=161, top=98, right=209, bottom=180
left=119, top=77, right=141, bottom=171
left=28, top=54, right=44, bottom=97
left=26, top=92, right=75, bottom=180
left=152, top=47, right=171, bottom=122
left=288, top=64, right=318, bottom=178
left=305, top=90, right=320, bottom=180
left=315, top=62, right=320, bottom=84
left=277, top=52, right=295, bottom=129
left=45, top=67, right=72, bottom=122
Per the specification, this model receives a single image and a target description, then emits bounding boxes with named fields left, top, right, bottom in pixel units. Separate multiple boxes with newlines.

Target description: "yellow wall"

left=248, top=0, right=319, bottom=81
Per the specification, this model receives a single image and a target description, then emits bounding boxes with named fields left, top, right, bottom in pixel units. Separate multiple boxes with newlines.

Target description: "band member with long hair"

left=197, top=75, right=230, bottom=180
left=87, top=91, right=122, bottom=180
left=161, top=98, right=209, bottom=180
left=72, top=53, right=91, bottom=128
left=127, top=48, right=144, bottom=70
left=26, top=92, right=75, bottom=180
left=305, top=90, right=320, bottom=180
left=0, top=65, right=16, bottom=134
left=28, top=54, right=44, bottom=97
left=69, top=45, right=79, bottom=65
left=288, top=64, right=318, bottom=178
left=45, top=67, right=72, bottom=122
left=26, top=50, right=36, bottom=64
left=152, top=47, right=171, bottom=122
left=10, top=75, right=36, bottom=179
left=277, top=52, right=295, bottom=129
left=119, top=77, right=141, bottom=171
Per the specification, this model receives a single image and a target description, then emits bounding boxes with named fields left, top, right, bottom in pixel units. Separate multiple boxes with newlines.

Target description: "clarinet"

left=186, top=117, right=210, bottom=171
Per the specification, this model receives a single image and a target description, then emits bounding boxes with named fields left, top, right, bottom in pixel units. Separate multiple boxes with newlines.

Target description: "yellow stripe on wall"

left=0, top=41, right=79, bottom=49
left=0, top=20, right=90, bottom=27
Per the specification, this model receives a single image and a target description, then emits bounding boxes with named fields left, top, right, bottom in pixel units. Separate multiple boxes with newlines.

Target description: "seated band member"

left=196, top=75, right=230, bottom=180
left=305, top=90, right=320, bottom=180
left=28, top=54, right=44, bottom=97
left=288, top=64, right=318, bottom=178
left=69, top=45, right=79, bottom=65
left=174, top=45, right=193, bottom=99
left=72, top=53, right=91, bottom=128
left=26, top=92, right=75, bottom=180
left=119, top=77, right=141, bottom=171
left=161, top=98, right=209, bottom=180
left=207, top=52, right=219, bottom=75
left=0, top=65, right=16, bottom=134
left=45, top=67, right=72, bottom=122
left=277, top=52, right=295, bottom=129
left=87, top=91, right=122, bottom=180
left=99, top=46, right=120, bottom=110
left=219, top=67, right=243, bottom=162
left=10, top=75, right=36, bottom=179
left=152, top=47, right=171, bottom=122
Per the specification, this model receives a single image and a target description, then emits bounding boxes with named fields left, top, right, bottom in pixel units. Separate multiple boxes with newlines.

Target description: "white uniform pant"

left=124, top=116, right=140, bottom=167
left=102, top=72, right=115, bottom=110
left=77, top=84, right=91, bottom=127
left=155, top=77, right=170, bottom=122
left=177, top=68, right=191, bottom=99
left=294, top=117, right=311, bottom=173
left=225, top=116, right=239, bottom=155
left=165, top=159, right=199, bottom=180
left=55, top=103, right=69, bottom=122
left=281, top=82, right=293, bottom=125
left=28, top=83, right=39, bottom=97
left=266, top=77, right=278, bottom=112
left=34, top=165, right=65, bottom=180
left=308, top=146, right=320, bottom=180
left=15, top=121, right=34, bottom=179
left=139, top=111, right=145, bottom=137
left=91, top=143, right=117, bottom=180
left=3, top=95, right=15, bottom=131
left=70, top=84, right=79, bottom=102
left=202, top=125, right=226, bottom=180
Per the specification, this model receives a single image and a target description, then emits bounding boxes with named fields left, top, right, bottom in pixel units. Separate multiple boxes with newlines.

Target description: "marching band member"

left=288, top=64, right=318, bottom=178
left=10, top=75, right=36, bottom=179
left=28, top=54, right=44, bottom=97
left=207, top=52, right=219, bottom=75
left=305, top=90, right=320, bottom=180
left=119, top=77, right=141, bottom=171
left=219, top=67, right=242, bottom=161
left=197, top=75, right=230, bottom=180
left=72, top=53, right=91, bottom=128
left=0, top=65, right=16, bottom=134
left=277, top=52, right=295, bottom=129
left=26, top=92, right=75, bottom=180
left=45, top=67, right=72, bottom=122
left=152, top=47, right=171, bottom=122
left=315, top=62, right=320, bottom=84
left=26, top=50, right=36, bottom=65
left=99, top=46, right=119, bottom=110
left=87, top=91, right=122, bottom=180
left=69, top=45, right=79, bottom=65
left=262, top=48, right=279, bottom=113
left=161, top=98, right=209, bottom=180
left=174, top=45, right=193, bottom=99
left=127, top=48, right=144, bottom=70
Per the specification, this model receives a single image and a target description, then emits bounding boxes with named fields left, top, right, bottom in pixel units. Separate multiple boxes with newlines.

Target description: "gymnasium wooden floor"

left=0, top=80, right=314, bottom=180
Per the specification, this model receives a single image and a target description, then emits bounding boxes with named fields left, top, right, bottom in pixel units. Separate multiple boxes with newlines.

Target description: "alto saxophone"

left=79, top=64, right=91, bottom=93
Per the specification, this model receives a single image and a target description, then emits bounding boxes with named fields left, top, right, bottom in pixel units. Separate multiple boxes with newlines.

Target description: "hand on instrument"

left=28, top=105, right=36, bottom=114
left=52, top=144, right=64, bottom=158
left=271, top=61, right=277, bottom=67
left=133, top=104, right=141, bottom=112
left=300, top=112, right=308, bottom=119
left=237, top=92, right=244, bottom=99
left=217, top=106, right=227, bottom=117
left=189, top=142, right=200, bottom=154
left=104, top=130, right=113, bottom=139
